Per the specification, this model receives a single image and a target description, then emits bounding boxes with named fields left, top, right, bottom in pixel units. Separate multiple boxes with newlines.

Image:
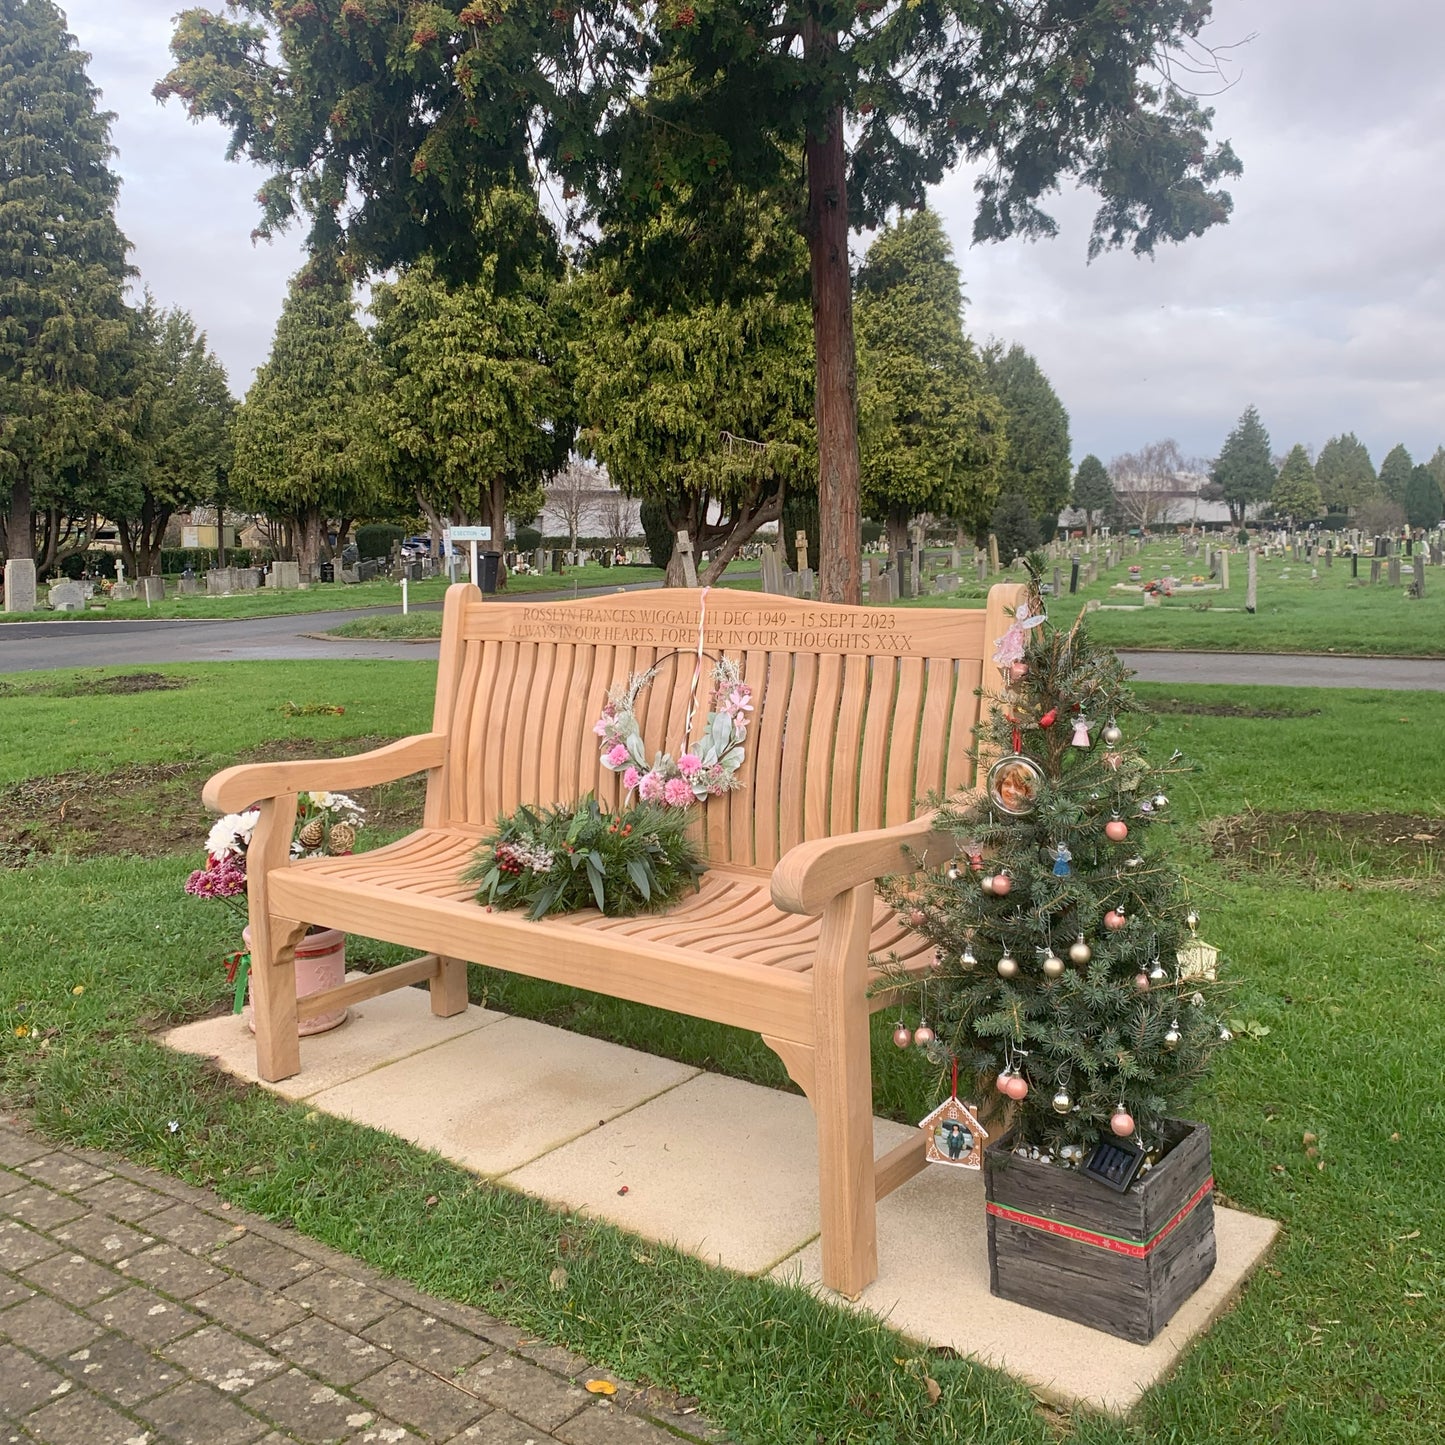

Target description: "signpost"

left=445, top=526, right=492, bottom=588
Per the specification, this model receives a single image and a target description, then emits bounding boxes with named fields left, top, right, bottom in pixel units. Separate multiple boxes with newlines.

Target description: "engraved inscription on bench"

left=503, top=604, right=917, bottom=653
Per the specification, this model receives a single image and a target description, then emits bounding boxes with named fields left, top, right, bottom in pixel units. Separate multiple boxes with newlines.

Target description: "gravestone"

left=239, top=568, right=262, bottom=590
left=341, top=566, right=360, bottom=584
left=1245, top=548, right=1258, bottom=613
left=976, top=554, right=988, bottom=583
left=781, top=569, right=798, bottom=597
left=1433, top=543, right=1444, bottom=566
left=873, top=568, right=897, bottom=604
left=799, top=566, right=816, bottom=598
left=140, top=575, right=166, bottom=604
left=760, top=544, right=784, bottom=595
left=111, top=582, right=135, bottom=602
left=1370, top=558, right=1382, bottom=585
left=1388, top=557, right=1401, bottom=587
left=178, top=576, right=199, bottom=596
left=3, top=558, right=36, bottom=614
left=207, top=567, right=234, bottom=595
left=48, top=579, right=85, bottom=612
left=899, top=553, right=914, bottom=599
left=358, top=558, right=379, bottom=583
left=1324, top=550, right=1332, bottom=568
left=795, top=529, right=810, bottom=573
left=988, top=534, right=1000, bottom=574
left=933, top=573, right=960, bottom=594
left=534, top=547, right=549, bottom=575
left=274, top=560, right=301, bottom=590
left=1220, top=553, right=1230, bottom=590
left=1053, top=566, right=1063, bottom=599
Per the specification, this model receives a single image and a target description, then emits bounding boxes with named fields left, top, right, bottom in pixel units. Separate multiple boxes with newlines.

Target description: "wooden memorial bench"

left=204, top=582, right=1023, bottom=1296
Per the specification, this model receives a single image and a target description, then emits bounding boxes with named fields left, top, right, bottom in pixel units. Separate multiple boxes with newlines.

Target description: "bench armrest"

left=770, top=807, right=969, bottom=917
left=202, top=733, right=449, bottom=814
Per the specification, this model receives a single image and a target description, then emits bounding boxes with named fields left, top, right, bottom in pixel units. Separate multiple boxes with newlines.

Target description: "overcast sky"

left=60, top=0, right=1444, bottom=469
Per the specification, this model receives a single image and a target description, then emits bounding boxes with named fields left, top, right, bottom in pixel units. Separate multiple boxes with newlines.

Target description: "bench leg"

left=430, top=955, right=469, bottom=1017
left=251, top=914, right=308, bottom=1083
left=812, top=884, right=878, bottom=1299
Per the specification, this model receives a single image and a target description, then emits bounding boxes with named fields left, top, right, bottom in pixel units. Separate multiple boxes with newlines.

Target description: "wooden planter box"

left=984, top=1120, right=1216, bottom=1344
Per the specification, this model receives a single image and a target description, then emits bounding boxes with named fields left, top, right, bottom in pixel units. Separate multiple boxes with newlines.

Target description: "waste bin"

left=478, top=550, right=502, bottom=594
left=319, top=561, right=335, bottom=582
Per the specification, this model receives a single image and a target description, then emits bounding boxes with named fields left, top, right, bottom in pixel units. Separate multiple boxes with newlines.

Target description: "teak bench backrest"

left=424, top=586, right=1013, bottom=866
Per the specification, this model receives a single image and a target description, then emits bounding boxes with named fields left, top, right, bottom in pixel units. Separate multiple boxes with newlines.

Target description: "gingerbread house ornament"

left=920, top=1095, right=989, bottom=1170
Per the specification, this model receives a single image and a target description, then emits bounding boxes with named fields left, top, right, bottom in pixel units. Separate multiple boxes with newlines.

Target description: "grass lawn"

left=1, top=662, right=1442, bottom=1442
left=908, top=540, right=1445, bottom=658
left=0, top=563, right=666, bottom=624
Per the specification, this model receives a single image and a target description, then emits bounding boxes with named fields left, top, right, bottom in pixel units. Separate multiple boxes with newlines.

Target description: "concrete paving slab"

left=307, top=1018, right=699, bottom=1176
left=771, top=1161, right=1279, bottom=1415
left=504, top=1072, right=917, bottom=1275
left=162, top=982, right=503, bottom=1100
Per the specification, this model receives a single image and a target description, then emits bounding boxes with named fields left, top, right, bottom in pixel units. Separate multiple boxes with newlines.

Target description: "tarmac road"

left=3, top=597, right=1444, bottom=689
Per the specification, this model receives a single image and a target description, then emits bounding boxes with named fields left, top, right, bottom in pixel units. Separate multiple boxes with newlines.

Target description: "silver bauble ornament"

left=1069, top=934, right=1092, bottom=964
left=1051, top=1089, right=1073, bottom=1115
left=1152, top=793, right=1169, bottom=810
left=946, top=864, right=960, bottom=881
left=1164, top=1021, right=1181, bottom=1050
left=1219, top=1026, right=1234, bottom=1042
left=996, top=951, right=1019, bottom=980
left=962, top=944, right=978, bottom=968
left=1042, top=950, right=1065, bottom=979
left=1186, top=910, right=1200, bottom=930
left=1102, top=720, right=1123, bottom=746
left=980, top=873, right=996, bottom=894
left=1149, top=963, right=1167, bottom=982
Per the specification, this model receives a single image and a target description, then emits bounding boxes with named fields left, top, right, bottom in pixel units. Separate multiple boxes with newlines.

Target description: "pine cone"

left=327, top=822, right=356, bottom=855
left=297, top=818, right=325, bottom=850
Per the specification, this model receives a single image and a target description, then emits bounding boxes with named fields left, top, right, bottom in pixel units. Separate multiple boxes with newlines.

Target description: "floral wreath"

left=594, top=655, right=753, bottom=808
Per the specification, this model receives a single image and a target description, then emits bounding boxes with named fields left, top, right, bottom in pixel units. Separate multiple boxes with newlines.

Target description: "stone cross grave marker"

left=3, top=558, right=37, bottom=614
left=48, top=580, right=85, bottom=612
left=675, top=531, right=699, bottom=587
left=795, top=529, right=809, bottom=573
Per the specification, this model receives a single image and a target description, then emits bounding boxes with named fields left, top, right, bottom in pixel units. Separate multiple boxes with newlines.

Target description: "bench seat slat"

left=268, top=829, right=932, bottom=1032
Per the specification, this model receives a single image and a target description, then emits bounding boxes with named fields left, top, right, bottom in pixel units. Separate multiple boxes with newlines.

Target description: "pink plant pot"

left=241, top=926, right=350, bottom=1036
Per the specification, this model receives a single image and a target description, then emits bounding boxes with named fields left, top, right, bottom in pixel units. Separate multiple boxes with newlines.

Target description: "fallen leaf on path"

left=585, top=1380, right=618, bottom=1395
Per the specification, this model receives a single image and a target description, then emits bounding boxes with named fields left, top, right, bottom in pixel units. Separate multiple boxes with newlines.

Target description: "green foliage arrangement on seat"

left=465, top=796, right=706, bottom=921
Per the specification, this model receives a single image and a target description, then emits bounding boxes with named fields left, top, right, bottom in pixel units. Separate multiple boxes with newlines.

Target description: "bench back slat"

left=429, top=586, right=1021, bottom=866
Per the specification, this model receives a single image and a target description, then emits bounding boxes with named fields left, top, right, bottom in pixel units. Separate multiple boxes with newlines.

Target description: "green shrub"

left=356, top=524, right=404, bottom=560
left=514, top=525, right=543, bottom=552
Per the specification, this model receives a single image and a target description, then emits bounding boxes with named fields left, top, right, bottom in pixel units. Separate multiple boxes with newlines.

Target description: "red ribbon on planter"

left=986, top=1176, right=1213, bottom=1259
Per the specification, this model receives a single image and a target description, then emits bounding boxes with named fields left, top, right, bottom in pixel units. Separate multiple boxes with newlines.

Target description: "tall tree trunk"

left=333, top=516, right=353, bottom=558
left=699, top=490, right=786, bottom=585
left=4, top=475, right=35, bottom=563
left=803, top=21, right=862, bottom=606
left=488, top=476, right=509, bottom=588
left=885, top=505, right=910, bottom=578
left=297, top=506, right=325, bottom=571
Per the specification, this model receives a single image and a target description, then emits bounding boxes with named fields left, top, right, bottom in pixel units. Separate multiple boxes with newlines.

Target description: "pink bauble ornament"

left=1111, top=1108, right=1135, bottom=1137
left=1135, top=972, right=1151, bottom=992
left=1004, top=1074, right=1030, bottom=1100
left=992, top=872, right=1012, bottom=897
left=996, top=1071, right=1013, bottom=1095
left=908, top=909, right=926, bottom=927
left=913, top=1023, right=935, bottom=1047
left=892, top=1024, right=913, bottom=1049
left=1105, top=819, right=1129, bottom=842
left=1009, top=660, right=1027, bottom=680
left=1105, top=908, right=1126, bottom=930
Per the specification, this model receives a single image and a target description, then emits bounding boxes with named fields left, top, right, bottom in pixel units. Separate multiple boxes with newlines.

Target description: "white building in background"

left=539, top=460, right=642, bottom=544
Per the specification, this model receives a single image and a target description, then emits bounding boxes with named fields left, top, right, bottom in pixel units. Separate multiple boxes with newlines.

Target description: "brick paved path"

left=0, top=1121, right=717, bottom=1445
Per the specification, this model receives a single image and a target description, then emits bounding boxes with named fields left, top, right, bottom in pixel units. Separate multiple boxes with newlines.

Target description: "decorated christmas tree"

left=888, top=562, right=1230, bottom=1168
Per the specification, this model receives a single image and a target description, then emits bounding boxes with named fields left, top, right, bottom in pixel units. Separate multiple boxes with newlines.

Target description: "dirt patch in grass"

left=0, top=734, right=426, bottom=869
left=1206, top=809, right=1443, bottom=886
left=0, top=670, right=194, bottom=699
left=1148, top=697, right=1322, bottom=720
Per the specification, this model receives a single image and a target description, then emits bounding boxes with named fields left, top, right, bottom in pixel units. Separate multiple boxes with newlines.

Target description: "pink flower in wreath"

left=637, top=770, right=666, bottom=802
left=677, top=752, right=702, bottom=777
left=663, top=777, right=695, bottom=808
left=604, top=743, right=630, bottom=769
left=622, top=766, right=641, bottom=791
left=592, top=709, right=614, bottom=737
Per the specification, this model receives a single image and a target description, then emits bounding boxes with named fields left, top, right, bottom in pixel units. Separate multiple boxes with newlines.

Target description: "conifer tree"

left=1210, top=405, right=1275, bottom=525
left=232, top=259, right=380, bottom=570
left=1270, top=444, right=1323, bottom=523
left=368, top=187, right=573, bottom=562
left=985, top=346, right=1072, bottom=536
left=1377, top=444, right=1414, bottom=505
left=887, top=565, right=1229, bottom=1155
left=1314, top=434, right=1376, bottom=515
left=0, top=0, right=133, bottom=563
left=855, top=209, right=1005, bottom=554
left=989, top=493, right=1039, bottom=563
left=1404, top=464, right=1443, bottom=529
left=1070, top=455, right=1114, bottom=539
